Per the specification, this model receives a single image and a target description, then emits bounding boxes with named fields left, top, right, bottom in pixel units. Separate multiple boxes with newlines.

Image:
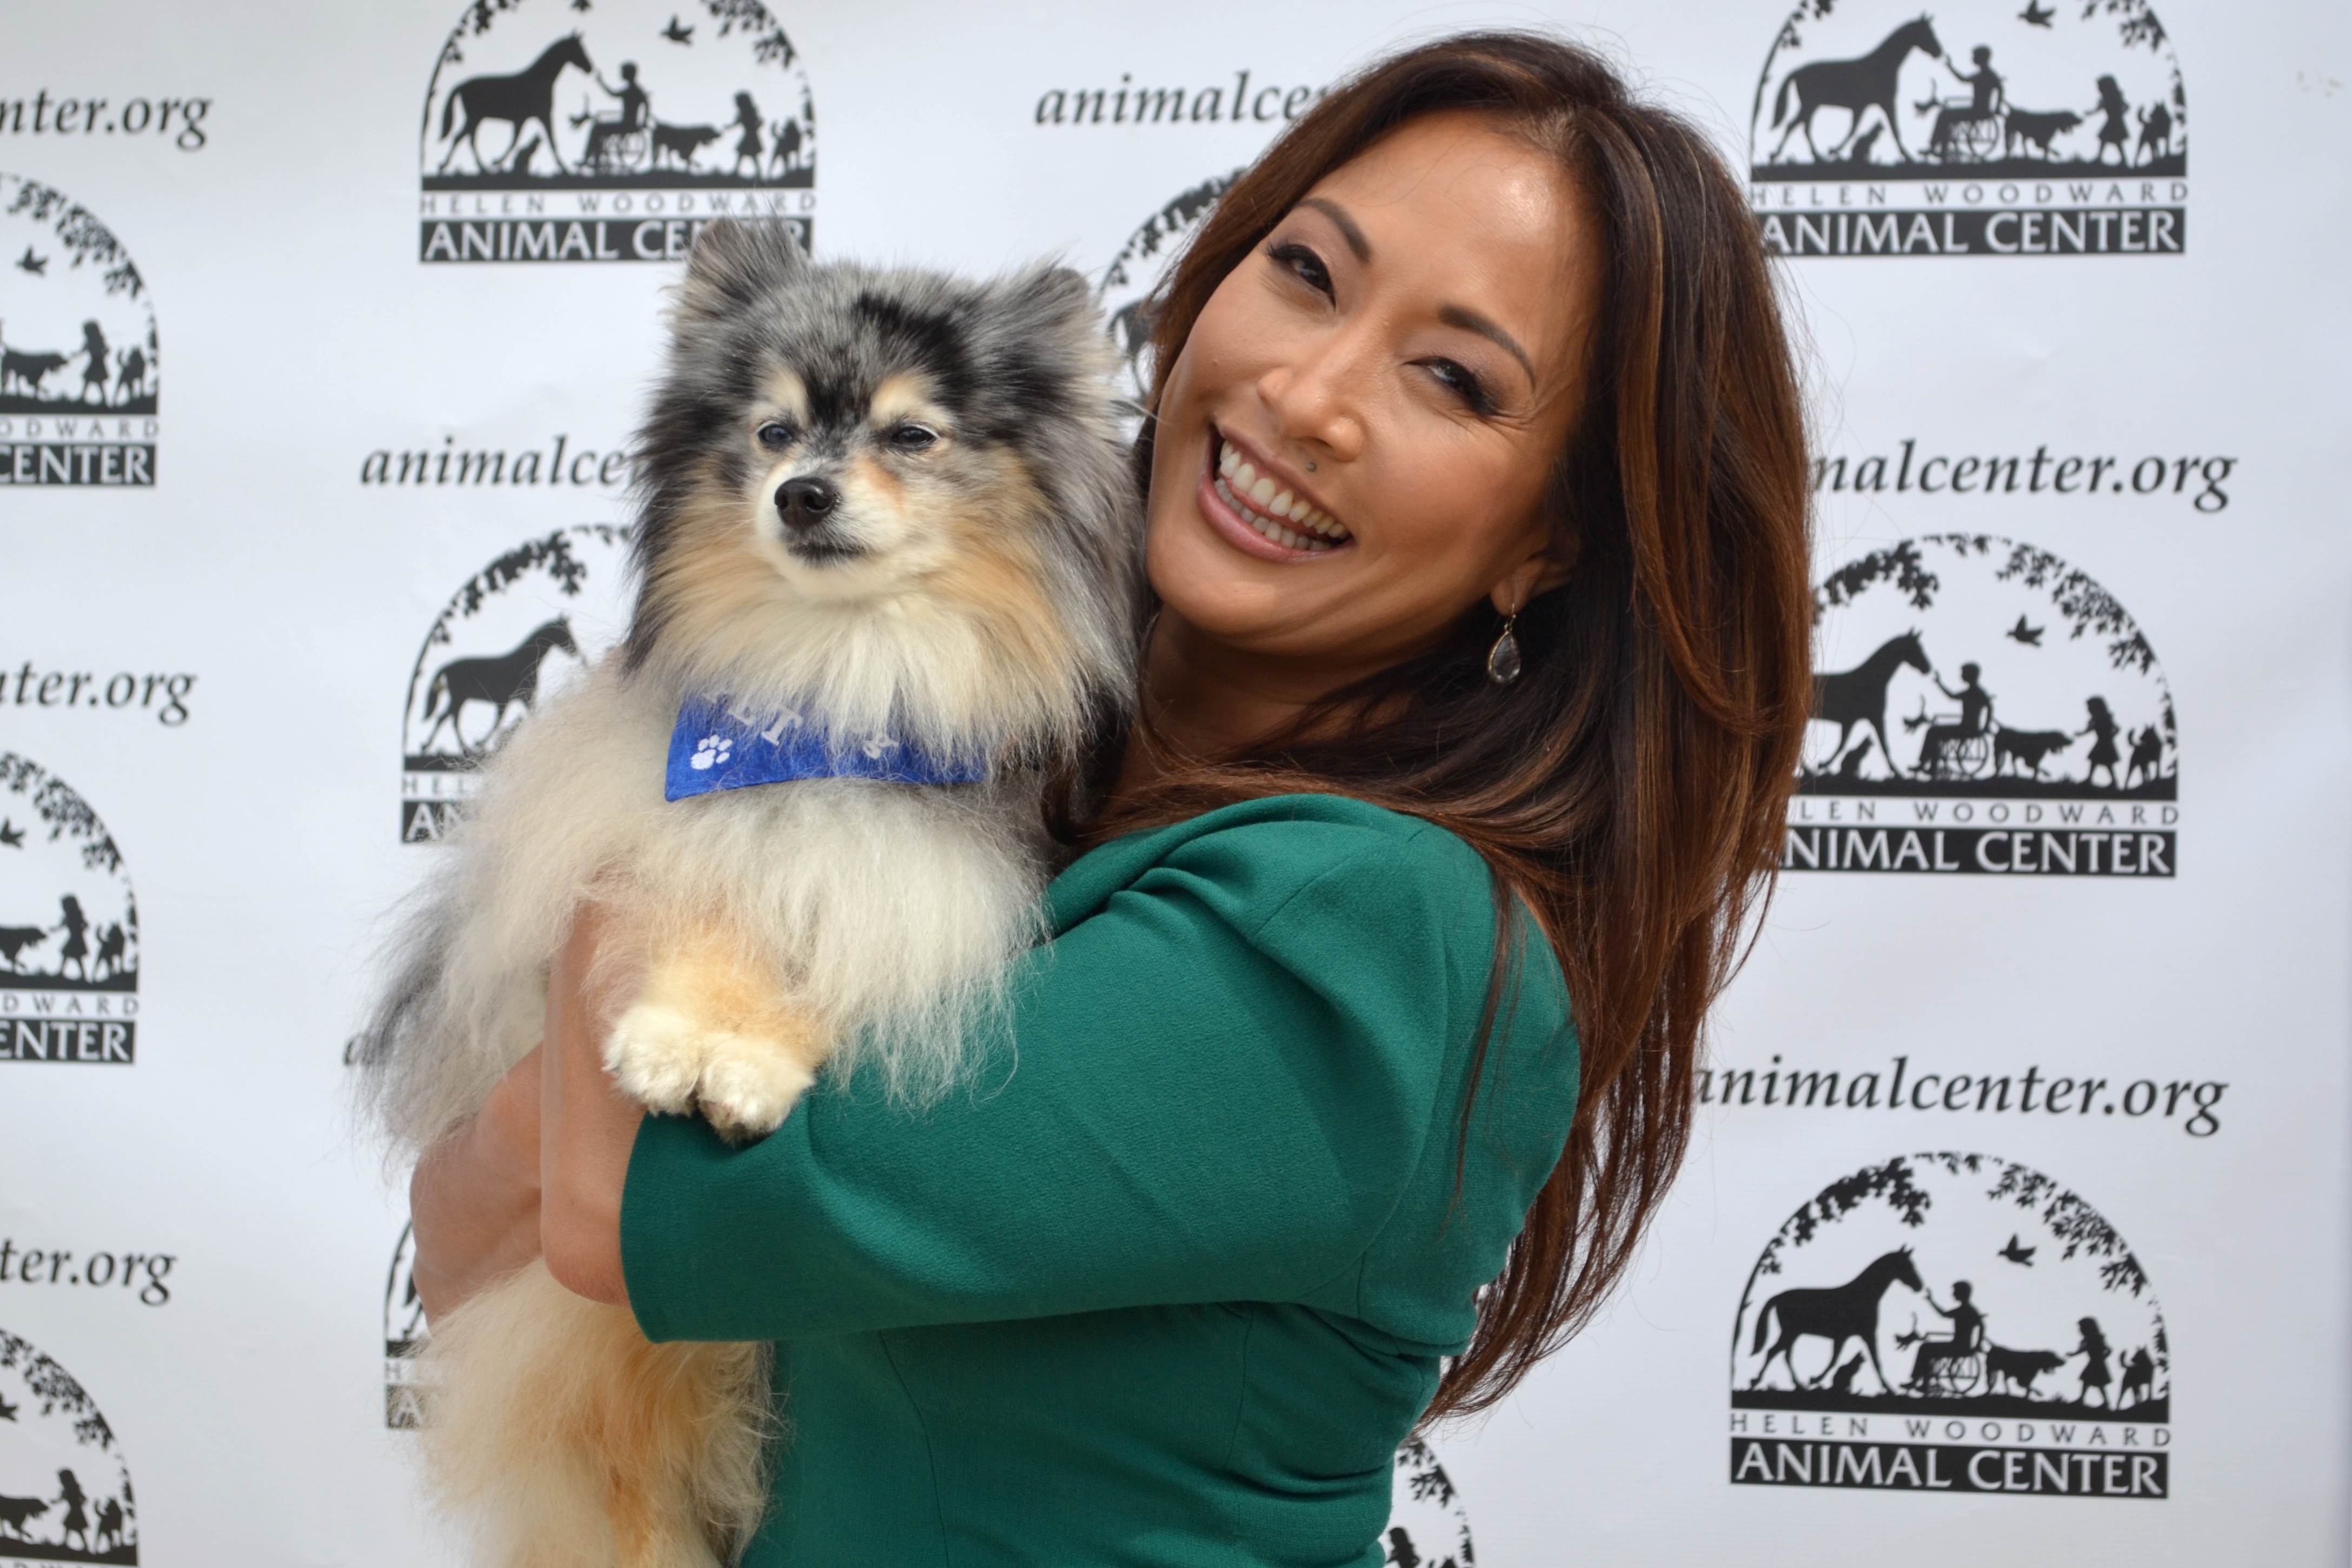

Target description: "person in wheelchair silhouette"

left=582, top=61, right=652, bottom=174
left=1912, top=662, right=1996, bottom=778
left=1907, top=1280, right=1988, bottom=1393
left=1919, top=45, right=2008, bottom=161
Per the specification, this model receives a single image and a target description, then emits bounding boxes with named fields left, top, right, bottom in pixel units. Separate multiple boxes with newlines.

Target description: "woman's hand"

left=537, top=902, right=647, bottom=1310
left=407, top=1042, right=544, bottom=1328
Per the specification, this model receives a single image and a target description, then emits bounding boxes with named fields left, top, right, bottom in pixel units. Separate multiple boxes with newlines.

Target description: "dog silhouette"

left=651, top=122, right=721, bottom=170
left=1995, top=728, right=2072, bottom=779
left=1985, top=1345, right=2065, bottom=1397
left=0, top=1496, right=50, bottom=1539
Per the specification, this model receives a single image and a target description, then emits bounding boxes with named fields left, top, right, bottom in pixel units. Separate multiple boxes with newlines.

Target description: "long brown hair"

left=1074, top=31, right=1815, bottom=1421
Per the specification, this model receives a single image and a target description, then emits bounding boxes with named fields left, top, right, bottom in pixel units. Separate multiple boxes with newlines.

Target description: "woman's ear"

left=1490, top=536, right=1578, bottom=616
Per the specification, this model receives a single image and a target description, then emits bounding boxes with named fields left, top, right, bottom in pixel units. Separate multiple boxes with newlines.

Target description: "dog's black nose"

left=775, top=476, right=840, bottom=528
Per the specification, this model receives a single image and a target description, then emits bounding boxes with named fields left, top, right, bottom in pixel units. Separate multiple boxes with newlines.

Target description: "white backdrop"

left=3, top=1, right=2348, bottom=1564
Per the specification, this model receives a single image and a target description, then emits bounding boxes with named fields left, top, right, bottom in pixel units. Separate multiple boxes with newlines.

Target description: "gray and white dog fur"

left=353, top=217, right=1139, bottom=1565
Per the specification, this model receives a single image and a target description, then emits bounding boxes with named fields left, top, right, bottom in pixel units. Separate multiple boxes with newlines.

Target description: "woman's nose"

left=1255, top=337, right=1365, bottom=466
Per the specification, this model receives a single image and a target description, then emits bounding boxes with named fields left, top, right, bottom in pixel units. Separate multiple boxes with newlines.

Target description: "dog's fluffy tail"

left=418, top=1259, right=774, bottom=1566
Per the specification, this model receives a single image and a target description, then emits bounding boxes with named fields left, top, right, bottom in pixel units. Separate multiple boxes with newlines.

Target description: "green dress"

left=621, top=794, right=1579, bottom=1566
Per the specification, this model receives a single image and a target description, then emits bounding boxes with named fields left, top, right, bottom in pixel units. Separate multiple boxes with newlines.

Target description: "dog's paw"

left=604, top=1001, right=716, bottom=1116
left=696, top=1040, right=816, bottom=1145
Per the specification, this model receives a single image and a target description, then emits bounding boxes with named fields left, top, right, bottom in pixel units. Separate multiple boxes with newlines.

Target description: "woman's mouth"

left=1198, top=430, right=1353, bottom=560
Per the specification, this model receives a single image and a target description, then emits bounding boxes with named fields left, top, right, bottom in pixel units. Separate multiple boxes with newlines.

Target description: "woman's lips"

left=1193, top=430, right=1352, bottom=564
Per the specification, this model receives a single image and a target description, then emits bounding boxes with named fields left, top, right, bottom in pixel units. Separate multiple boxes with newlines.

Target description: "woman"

left=409, top=30, right=1812, bottom=1565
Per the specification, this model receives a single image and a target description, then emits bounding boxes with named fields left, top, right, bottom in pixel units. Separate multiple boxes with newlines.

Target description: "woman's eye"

left=1424, top=358, right=1497, bottom=416
left=886, top=423, right=938, bottom=452
left=756, top=421, right=797, bottom=450
left=1267, top=242, right=1333, bottom=300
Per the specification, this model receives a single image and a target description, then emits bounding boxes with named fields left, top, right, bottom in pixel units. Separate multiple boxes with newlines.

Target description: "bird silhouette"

left=2006, top=615, right=2045, bottom=646
left=1999, top=1234, right=2036, bottom=1266
left=570, top=0, right=592, bottom=10
left=661, top=14, right=694, bottom=42
left=0, top=1394, right=17, bottom=1420
left=2019, top=0, right=2055, bottom=25
left=0, top=820, right=22, bottom=849
left=15, top=245, right=47, bottom=276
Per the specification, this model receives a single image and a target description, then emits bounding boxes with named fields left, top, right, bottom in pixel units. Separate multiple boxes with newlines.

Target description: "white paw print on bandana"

left=690, top=733, right=734, bottom=770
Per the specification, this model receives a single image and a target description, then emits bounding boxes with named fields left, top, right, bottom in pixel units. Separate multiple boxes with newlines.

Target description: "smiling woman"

left=409, top=28, right=1815, bottom=1568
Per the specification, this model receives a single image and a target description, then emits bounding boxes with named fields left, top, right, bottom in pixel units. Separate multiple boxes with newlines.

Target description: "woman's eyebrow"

left=1437, top=304, right=1536, bottom=390
left=1298, top=197, right=1372, bottom=262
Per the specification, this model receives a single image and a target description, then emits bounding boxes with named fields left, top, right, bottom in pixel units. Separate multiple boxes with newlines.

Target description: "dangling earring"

left=1486, top=607, right=1523, bottom=686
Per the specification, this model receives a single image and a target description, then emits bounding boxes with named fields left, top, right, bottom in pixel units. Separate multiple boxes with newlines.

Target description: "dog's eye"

left=885, top=423, right=938, bottom=453
left=756, top=421, right=798, bottom=450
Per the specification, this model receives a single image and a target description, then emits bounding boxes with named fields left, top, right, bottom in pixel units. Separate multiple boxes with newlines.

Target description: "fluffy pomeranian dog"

left=355, top=217, right=1138, bottom=1566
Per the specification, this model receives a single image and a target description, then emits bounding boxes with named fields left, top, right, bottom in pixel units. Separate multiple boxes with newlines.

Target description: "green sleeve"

left=619, top=814, right=1500, bottom=1344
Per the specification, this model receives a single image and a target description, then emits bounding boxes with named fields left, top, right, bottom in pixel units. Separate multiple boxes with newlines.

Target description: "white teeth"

left=1214, top=475, right=1337, bottom=553
left=1212, top=435, right=1351, bottom=547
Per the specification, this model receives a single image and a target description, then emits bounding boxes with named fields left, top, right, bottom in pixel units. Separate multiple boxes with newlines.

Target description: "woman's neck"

left=1108, top=609, right=1379, bottom=807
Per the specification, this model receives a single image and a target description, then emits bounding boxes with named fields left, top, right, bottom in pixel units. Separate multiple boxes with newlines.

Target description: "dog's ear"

left=995, top=264, right=1095, bottom=334
left=679, top=217, right=807, bottom=320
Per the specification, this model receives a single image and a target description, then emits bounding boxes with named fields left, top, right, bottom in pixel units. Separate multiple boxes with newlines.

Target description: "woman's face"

left=1144, top=109, right=1600, bottom=682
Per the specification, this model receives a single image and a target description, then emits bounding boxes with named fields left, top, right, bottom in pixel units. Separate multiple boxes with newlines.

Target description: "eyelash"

left=1261, top=240, right=1498, bottom=417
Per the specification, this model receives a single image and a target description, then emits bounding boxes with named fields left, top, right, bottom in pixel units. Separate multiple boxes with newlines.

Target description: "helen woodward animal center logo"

left=419, top=0, right=815, bottom=263
left=1096, top=169, right=1243, bottom=412
left=0, top=755, right=137, bottom=1064
left=0, top=175, right=156, bottom=486
left=1731, top=1152, right=2168, bottom=1499
left=1750, top=0, right=2186, bottom=256
left=385, top=1222, right=429, bottom=1430
left=1792, top=533, right=2175, bottom=876
left=400, top=524, right=633, bottom=843
left=0, top=1327, right=137, bottom=1562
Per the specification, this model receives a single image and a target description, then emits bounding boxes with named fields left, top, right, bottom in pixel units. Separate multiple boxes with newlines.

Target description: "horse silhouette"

left=1768, top=17, right=1945, bottom=165
left=1810, top=632, right=1931, bottom=776
left=1747, top=1247, right=1925, bottom=1393
left=417, top=618, right=580, bottom=755
left=437, top=34, right=595, bottom=175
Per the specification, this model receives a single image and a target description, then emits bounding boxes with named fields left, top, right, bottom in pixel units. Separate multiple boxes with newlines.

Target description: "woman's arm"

left=407, top=906, right=647, bottom=1321
left=613, top=812, right=1576, bottom=1346
left=406, top=1042, right=544, bottom=1326
left=538, top=903, right=645, bottom=1310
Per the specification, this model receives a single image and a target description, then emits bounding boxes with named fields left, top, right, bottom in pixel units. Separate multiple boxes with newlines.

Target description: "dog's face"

left=625, top=220, right=1138, bottom=744
left=730, top=353, right=1024, bottom=602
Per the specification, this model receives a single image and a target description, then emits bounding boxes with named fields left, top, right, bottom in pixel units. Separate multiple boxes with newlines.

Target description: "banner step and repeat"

left=5, top=2, right=2347, bottom=1564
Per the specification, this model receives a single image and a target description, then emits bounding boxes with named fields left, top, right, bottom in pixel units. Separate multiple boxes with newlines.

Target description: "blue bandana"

left=665, top=695, right=989, bottom=802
